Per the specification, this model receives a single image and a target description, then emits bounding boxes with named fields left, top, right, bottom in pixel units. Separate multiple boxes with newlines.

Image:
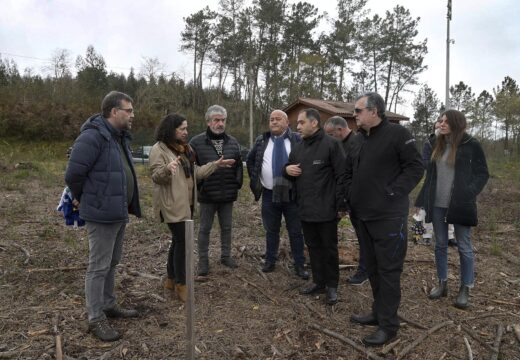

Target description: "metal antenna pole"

left=445, top=0, right=452, bottom=109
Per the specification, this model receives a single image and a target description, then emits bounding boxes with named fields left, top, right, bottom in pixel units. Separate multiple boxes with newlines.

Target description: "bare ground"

left=0, top=161, right=519, bottom=359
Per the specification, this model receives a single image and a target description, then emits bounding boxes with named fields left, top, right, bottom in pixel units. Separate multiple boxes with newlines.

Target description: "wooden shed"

left=283, top=97, right=409, bottom=131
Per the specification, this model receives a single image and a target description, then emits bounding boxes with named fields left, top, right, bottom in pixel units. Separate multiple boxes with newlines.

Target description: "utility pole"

left=445, top=0, right=453, bottom=109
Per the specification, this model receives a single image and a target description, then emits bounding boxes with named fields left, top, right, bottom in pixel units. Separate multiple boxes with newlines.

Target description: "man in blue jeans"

left=247, top=110, right=308, bottom=279
left=65, top=91, right=141, bottom=341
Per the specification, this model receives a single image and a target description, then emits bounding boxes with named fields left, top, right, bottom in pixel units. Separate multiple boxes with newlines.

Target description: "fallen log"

left=463, top=336, right=473, bottom=360
left=460, top=325, right=498, bottom=354
left=27, top=266, right=85, bottom=273
left=397, top=320, right=454, bottom=359
left=310, top=323, right=384, bottom=360
left=490, top=324, right=504, bottom=360
left=513, top=324, right=520, bottom=343
left=234, top=274, right=278, bottom=305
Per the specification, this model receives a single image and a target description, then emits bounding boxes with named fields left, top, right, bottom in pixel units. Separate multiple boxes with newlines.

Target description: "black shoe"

left=104, top=306, right=139, bottom=319
left=89, top=319, right=121, bottom=342
left=350, top=313, right=378, bottom=326
left=262, top=262, right=275, bottom=273
left=448, top=238, right=457, bottom=247
left=326, top=287, right=338, bottom=305
left=362, top=328, right=396, bottom=346
left=198, top=259, right=209, bottom=276
left=299, top=283, right=326, bottom=295
left=347, top=271, right=368, bottom=285
left=294, top=264, right=309, bottom=280
left=220, top=257, right=238, bottom=269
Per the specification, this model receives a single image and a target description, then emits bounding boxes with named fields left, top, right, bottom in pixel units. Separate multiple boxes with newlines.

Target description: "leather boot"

left=428, top=280, right=448, bottom=299
left=454, top=285, right=470, bottom=309
left=163, top=277, right=175, bottom=290
left=175, top=284, right=188, bottom=302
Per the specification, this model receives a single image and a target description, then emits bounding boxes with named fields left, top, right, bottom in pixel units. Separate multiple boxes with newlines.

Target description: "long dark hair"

left=432, top=109, right=467, bottom=166
left=154, top=113, right=186, bottom=143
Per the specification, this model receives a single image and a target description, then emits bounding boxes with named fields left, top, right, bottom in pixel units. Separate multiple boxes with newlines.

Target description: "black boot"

left=454, top=285, right=470, bottom=309
left=428, top=280, right=448, bottom=299
left=198, top=258, right=209, bottom=276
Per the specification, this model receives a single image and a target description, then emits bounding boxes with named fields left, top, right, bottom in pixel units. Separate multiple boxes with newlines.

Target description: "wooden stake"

left=185, top=220, right=195, bottom=360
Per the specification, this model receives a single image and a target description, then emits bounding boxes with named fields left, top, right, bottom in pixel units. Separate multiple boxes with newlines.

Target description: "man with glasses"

left=345, top=93, right=423, bottom=346
left=65, top=91, right=141, bottom=341
left=190, top=105, right=243, bottom=276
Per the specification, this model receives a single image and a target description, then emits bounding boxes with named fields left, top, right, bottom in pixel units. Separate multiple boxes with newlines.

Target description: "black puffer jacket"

left=246, top=129, right=301, bottom=201
left=283, top=129, right=346, bottom=222
left=65, top=114, right=141, bottom=223
left=415, top=134, right=489, bottom=226
left=346, top=118, right=423, bottom=221
left=189, top=128, right=243, bottom=203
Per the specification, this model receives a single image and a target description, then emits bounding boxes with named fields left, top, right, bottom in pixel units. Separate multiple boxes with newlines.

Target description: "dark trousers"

left=350, top=217, right=366, bottom=273
left=167, top=222, right=186, bottom=285
left=261, top=189, right=305, bottom=266
left=353, top=217, right=408, bottom=335
left=301, top=220, right=339, bottom=288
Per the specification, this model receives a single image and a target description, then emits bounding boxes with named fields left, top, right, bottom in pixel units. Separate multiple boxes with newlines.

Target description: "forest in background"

left=0, top=0, right=519, bottom=155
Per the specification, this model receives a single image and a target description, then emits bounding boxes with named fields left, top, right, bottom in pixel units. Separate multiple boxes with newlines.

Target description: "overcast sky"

left=1, top=0, right=518, bottom=118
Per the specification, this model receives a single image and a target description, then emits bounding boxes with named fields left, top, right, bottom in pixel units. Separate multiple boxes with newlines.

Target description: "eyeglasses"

left=354, top=107, right=371, bottom=114
left=117, top=107, right=134, bottom=114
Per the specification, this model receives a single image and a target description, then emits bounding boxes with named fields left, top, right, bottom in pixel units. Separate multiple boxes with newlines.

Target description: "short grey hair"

left=205, top=105, right=227, bottom=122
left=325, top=116, right=347, bottom=128
left=356, top=92, right=386, bottom=120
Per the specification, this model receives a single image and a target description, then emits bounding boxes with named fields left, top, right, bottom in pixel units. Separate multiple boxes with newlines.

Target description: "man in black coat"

left=283, top=108, right=347, bottom=305
left=189, top=105, right=243, bottom=276
left=65, top=91, right=141, bottom=342
left=246, top=110, right=308, bottom=279
left=345, top=92, right=423, bottom=346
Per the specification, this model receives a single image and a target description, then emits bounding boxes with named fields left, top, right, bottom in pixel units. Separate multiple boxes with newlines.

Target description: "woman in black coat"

left=415, top=110, right=489, bottom=309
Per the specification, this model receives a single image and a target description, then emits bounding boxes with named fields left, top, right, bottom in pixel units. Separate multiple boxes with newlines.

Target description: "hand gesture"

left=167, top=157, right=180, bottom=174
left=286, top=163, right=302, bottom=177
left=215, top=156, right=236, bottom=168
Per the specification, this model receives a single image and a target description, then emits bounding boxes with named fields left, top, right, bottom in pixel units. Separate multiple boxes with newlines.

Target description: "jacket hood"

left=80, top=114, right=131, bottom=141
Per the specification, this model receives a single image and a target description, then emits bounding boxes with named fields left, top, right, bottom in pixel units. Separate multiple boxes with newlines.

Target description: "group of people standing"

left=65, top=90, right=488, bottom=345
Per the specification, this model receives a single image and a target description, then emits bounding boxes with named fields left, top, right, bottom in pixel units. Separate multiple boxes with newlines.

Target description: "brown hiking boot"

left=175, top=284, right=187, bottom=302
left=89, top=319, right=121, bottom=342
left=163, top=277, right=176, bottom=290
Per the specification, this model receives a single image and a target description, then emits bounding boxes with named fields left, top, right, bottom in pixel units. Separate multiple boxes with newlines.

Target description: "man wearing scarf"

left=189, top=105, right=243, bottom=276
left=246, top=110, right=308, bottom=279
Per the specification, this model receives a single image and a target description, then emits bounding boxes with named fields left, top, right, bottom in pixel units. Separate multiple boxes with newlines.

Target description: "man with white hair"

left=190, top=105, right=243, bottom=276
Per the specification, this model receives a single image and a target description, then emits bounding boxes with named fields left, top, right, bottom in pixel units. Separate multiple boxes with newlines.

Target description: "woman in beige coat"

left=149, top=113, right=235, bottom=301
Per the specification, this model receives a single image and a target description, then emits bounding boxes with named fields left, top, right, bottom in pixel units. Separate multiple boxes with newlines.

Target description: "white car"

left=132, top=145, right=152, bottom=164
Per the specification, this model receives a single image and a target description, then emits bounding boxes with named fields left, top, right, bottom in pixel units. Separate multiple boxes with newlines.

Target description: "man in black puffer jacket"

left=189, top=105, right=243, bottom=276
left=65, top=91, right=141, bottom=342
left=346, top=92, right=423, bottom=347
left=283, top=108, right=347, bottom=306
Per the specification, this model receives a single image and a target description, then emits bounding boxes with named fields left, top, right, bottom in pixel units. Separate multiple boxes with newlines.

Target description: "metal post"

left=445, top=0, right=452, bottom=109
left=185, top=220, right=195, bottom=360
left=249, top=67, right=254, bottom=149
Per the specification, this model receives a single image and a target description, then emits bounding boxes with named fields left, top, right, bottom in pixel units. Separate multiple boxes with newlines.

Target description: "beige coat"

left=149, top=141, right=218, bottom=223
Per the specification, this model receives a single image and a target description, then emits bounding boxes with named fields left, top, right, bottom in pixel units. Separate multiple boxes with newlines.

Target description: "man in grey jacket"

left=65, top=91, right=141, bottom=342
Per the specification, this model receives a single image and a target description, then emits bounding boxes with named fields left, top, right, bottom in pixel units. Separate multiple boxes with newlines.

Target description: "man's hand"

left=215, top=156, right=235, bottom=168
left=72, top=199, right=80, bottom=207
left=286, top=164, right=302, bottom=177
